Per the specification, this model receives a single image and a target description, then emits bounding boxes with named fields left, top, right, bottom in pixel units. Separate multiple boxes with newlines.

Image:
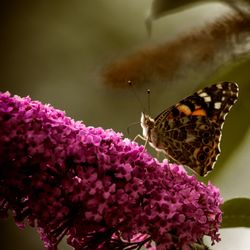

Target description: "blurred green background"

left=0, top=1, right=249, bottom=249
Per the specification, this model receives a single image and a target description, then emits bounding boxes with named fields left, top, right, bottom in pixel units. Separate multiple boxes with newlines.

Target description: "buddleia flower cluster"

left=0, top=92, right=222, bottom=250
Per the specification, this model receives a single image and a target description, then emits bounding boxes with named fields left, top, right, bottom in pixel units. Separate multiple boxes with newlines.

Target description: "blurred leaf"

left=148, top=0, right=197, bottom=19
left=221, top=198, right=250, bottom=228
left=145, top=0, right=250, bottom=34
left=146, top=0, right=207, bottom=34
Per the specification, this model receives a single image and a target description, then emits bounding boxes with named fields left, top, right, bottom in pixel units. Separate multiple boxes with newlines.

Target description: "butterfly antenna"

left=147, top=89, right=151, bottom=115
left=128, top=80, right=145, bottom=113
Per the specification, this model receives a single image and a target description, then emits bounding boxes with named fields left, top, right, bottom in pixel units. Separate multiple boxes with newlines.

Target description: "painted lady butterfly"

left=140, top=82, right=239, bottom=176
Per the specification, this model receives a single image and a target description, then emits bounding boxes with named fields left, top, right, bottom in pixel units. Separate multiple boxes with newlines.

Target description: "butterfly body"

left=141, top=82, right=239, bottom=176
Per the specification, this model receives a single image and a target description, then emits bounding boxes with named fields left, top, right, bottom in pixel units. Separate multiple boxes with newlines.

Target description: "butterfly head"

left=140, top=112, right=155, bottom=138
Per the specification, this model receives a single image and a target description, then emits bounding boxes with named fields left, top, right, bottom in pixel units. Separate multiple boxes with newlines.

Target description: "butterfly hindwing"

left=154, top=115, right=221, bottom=176
left=145, top=82, right=239, bottom=176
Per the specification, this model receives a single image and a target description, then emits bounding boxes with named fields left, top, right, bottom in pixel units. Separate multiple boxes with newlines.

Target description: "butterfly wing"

left=152, top=82, right=239, bottom=176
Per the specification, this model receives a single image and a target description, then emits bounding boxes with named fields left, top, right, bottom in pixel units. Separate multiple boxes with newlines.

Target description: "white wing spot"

left=216, top=83, right=223, bottom=89
left=214, top=102, right=222, bottom=109
left=204, top=96, right=211, bottom=102
left=199, top=92, right=207, bottom=97
left=221, top=96, right=225, bottom=101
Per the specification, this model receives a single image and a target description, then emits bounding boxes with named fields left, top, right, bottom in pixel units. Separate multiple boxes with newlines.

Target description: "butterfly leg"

left=133, top=134, right=148, bottom=151
left=143, top=137, right=149, bottom=149
left=133, top=134, right=146, bottom=142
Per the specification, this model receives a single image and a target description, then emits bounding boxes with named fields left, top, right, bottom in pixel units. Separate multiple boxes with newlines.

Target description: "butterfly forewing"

left=144, top=82, right=239, bottom=176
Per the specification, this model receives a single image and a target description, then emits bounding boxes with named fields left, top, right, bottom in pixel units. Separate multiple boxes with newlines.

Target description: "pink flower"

left=0, top=92, right=222, bottom=250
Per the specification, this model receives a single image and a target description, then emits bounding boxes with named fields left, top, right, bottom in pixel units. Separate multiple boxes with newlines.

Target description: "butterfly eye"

left=198, top=152, right=206, bottom=162
left=197, top=146, right=211, bottom=163
left=201, top=131, right=211, bottom=144
left=202, top=137, right=210, bottom=145
left=203, top=146, right=210, bottom=153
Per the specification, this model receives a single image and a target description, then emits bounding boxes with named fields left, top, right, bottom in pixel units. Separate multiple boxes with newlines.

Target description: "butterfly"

left=140, top=82, right=239, bottom=176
